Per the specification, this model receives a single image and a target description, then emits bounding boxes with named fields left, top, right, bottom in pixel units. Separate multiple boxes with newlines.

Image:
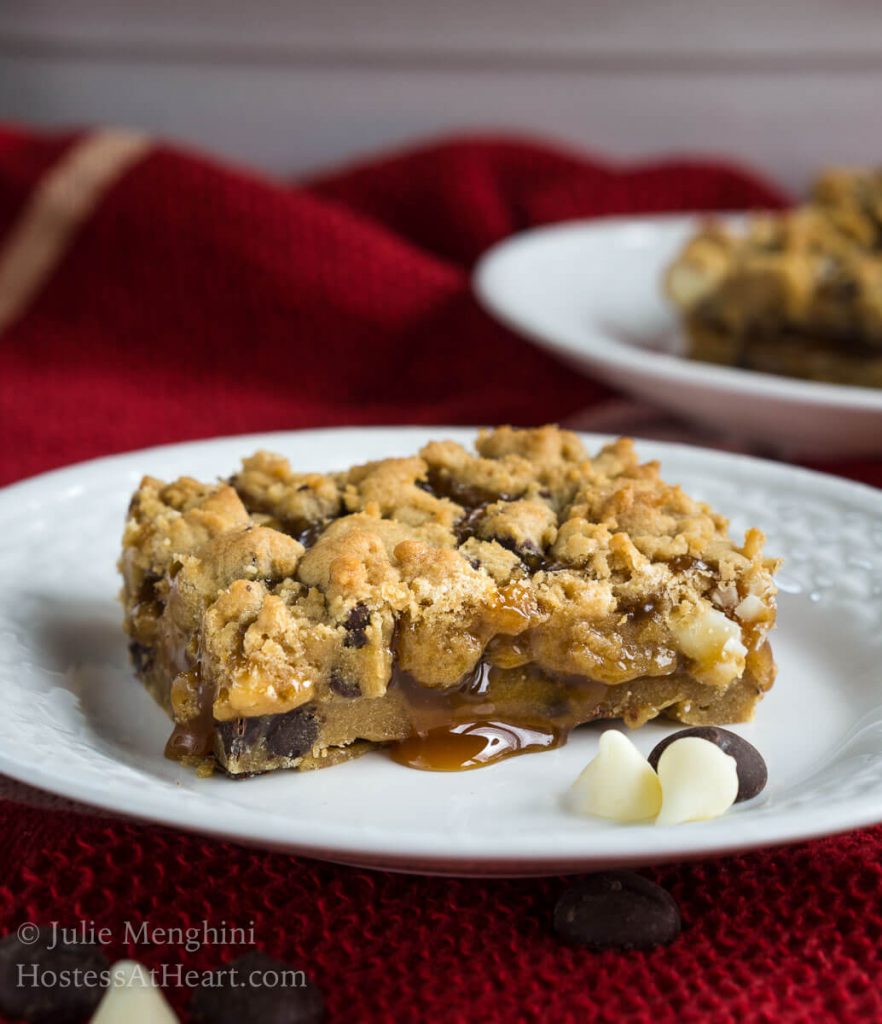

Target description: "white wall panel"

left=0, top=1, right=877, bottom=190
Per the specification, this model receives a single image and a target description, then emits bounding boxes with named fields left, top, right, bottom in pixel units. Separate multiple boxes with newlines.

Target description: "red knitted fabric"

left=1, top=127, right=880, bottom=1023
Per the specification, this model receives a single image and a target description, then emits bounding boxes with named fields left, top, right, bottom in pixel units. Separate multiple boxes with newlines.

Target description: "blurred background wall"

left=0, top=0, right=876, bottom=190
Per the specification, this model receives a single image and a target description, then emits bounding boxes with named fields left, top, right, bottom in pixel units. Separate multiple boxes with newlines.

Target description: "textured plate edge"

left=1, top=427, right=882, bottom=874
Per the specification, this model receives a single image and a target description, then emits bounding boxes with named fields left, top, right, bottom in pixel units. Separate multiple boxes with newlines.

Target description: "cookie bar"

left=665, top=168, right=882, bottom=387
left=119, top=427, right=779, bottom=776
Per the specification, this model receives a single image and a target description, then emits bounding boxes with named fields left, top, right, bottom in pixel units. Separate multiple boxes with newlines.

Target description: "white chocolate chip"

left=89, top=961, right=179, bottom=1024
left=667, top=600, right=747, bottom=687
left=710, top=582, right=738, bottom=611
left=734, top=593, right=767, bottom=623
left=666, top=262, right=721, bottom=309
left=569, top=730, right=662, bottom=822
left=655, top=737, right=739, bottom=827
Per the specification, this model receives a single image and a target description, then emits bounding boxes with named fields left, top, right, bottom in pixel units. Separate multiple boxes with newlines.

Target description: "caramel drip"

left=388, top=662, right=579, bottom=772
left=165, top=725, right=213, bottom=760
left=391, top=720, right=563, bottom=771
left=164, top=670, right=216, bottom=760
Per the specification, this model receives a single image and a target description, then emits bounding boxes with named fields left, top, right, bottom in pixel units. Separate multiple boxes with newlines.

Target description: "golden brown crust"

left=342, top=456, right=463, bottom=528
left=119, top=427, right=779, bottom=775
left=232, top=450, right=342, bottom=535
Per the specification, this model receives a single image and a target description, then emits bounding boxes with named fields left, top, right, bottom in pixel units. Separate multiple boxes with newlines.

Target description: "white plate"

left=474, top=215, right=882, bottom=459
left=2, top=427, right=882, bottom=877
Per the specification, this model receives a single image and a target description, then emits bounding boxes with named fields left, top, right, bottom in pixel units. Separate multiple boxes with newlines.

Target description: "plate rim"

left=2, top=425, right=882, bottom=876
left=473, top=212, right=882, bottom=413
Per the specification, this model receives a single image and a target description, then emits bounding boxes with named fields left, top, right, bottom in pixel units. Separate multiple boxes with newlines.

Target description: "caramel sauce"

left=164, top=670, right=216, bottom=760
left=388, top=662, right=576, bottom=771
left=489, top=580, right=535, bottom=633
left=391, top=720, right=563, bottom=771
left=165, top=722, right=214, bottom=760
left=486, top=635, right=532, bottom=670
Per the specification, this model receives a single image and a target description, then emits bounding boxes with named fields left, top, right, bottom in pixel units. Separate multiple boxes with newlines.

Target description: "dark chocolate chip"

left=0, top=929, right=108, bottom=1024
left=217, top=717, right=266, bottom=761
left=618, top=596, right=660, bottom=623
left=553, top=872, right=681, bottom=951
left=540, top=560, right=567, bottom=573
left=329, top=673, right=362, bottom=699
left=648, top=727, right=767, bottom=803
left=190, top=950, right=324, bottom=1024
left=128, top=641, right=154, bottom=675
left=495, top=536, right=544, bottom=572
left=342, top=603, right=371, bottom=649
left=343, top=604, right=371, bottom=631
left=454, top=504, right=488, bottom=544
left=136, top=571, right=161, bottom=605
left=265, top=707, right=320, bottom=759
left=218, top=708, right=320, bottom=762
left=414, top=478, right=435, bottom=495
left=665, top=555, right=711, bottom=574
left=425, top=468, right=510, bottom=508
left=294, top=520, right=327, bottom=549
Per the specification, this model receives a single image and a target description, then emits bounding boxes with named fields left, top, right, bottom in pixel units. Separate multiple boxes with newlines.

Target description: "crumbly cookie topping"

left=121, top=427, right=779, bottom=735
left=665, top=168, right=882, bottom=352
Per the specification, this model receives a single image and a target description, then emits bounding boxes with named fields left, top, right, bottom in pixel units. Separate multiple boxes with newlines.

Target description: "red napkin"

left=0, top=127, right=790, bottom=486
left=1, top=126, right=880, bottom=1023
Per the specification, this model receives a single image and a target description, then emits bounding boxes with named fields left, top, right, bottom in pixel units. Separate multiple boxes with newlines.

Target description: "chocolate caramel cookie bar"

left=665, top=168, right=882, bottom=387
left=119, top=427, right=778, bottom=776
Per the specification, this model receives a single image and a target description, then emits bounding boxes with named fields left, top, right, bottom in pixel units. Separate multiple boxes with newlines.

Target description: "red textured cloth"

left=1, top=127, right=881, bottom=1023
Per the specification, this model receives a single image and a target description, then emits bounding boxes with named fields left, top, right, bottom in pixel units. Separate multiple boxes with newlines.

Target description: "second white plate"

left=1, top=428, right=882, bottom=876
left=474, top=215, right=882, bottom=458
